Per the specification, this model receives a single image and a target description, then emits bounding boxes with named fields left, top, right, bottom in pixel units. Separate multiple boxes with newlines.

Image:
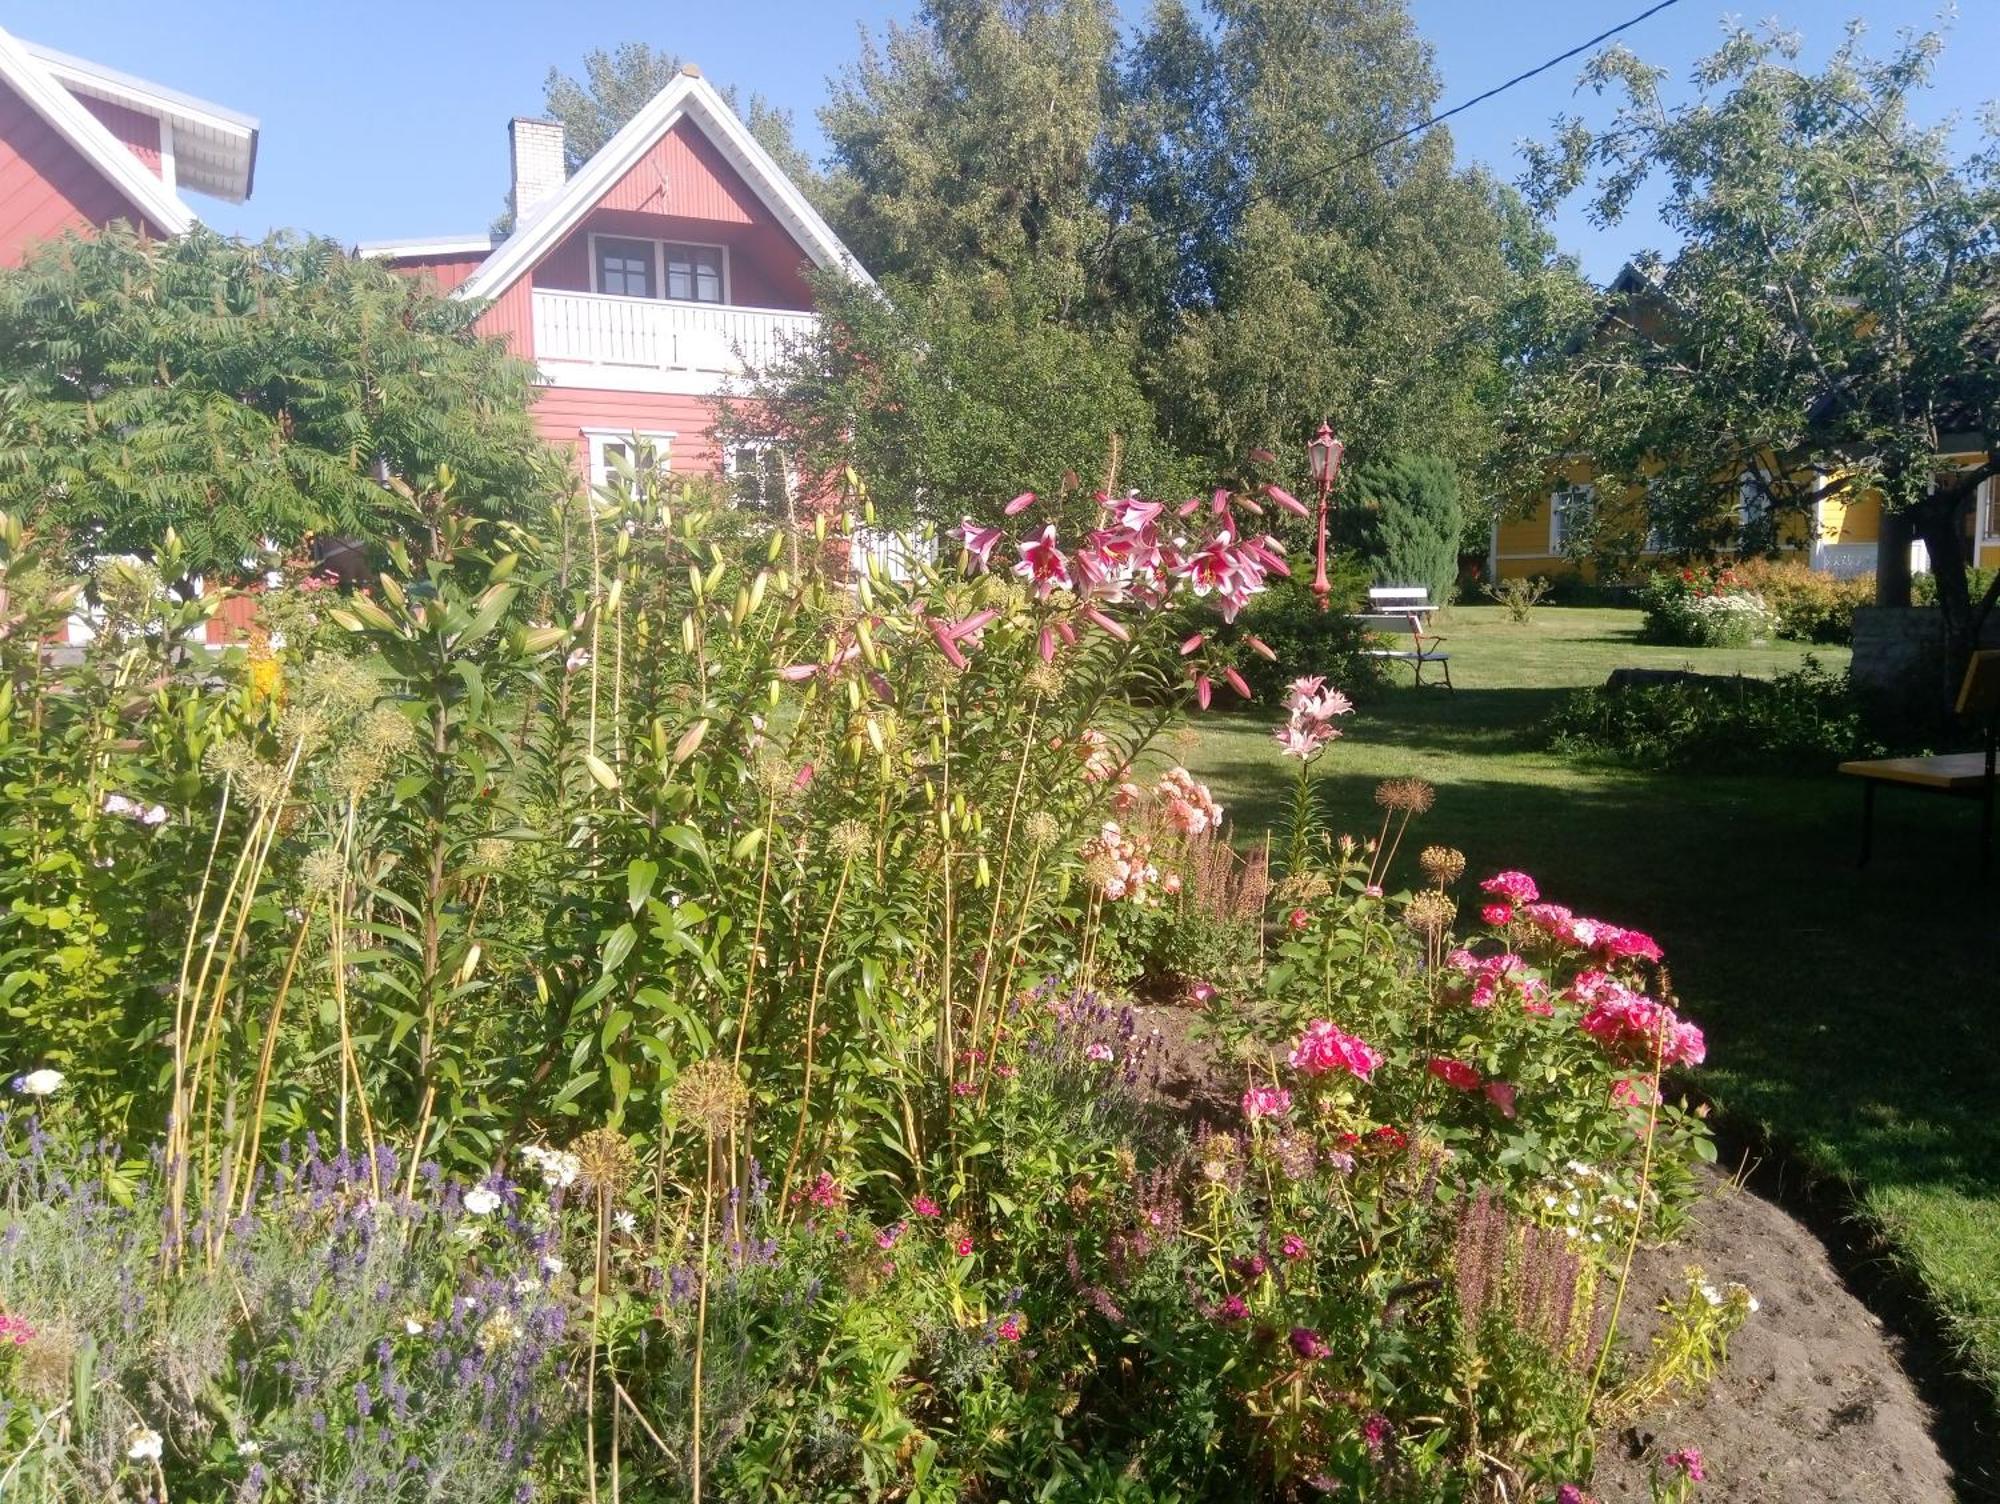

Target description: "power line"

left=1142, top=0, right=1687, bottom=239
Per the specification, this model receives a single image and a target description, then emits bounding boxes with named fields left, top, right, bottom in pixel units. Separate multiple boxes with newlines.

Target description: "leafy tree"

left=543, top=43, right=817, bottom=187
left=1105, top=0, right=1541, bottom=472
left=0, top=227, right=553, bottom=578
left=1502, top=21, right=2000, bottom=650
left=731, top=271, right=1200, bottom=527
left=1346, top=453, right=1463, bottom=602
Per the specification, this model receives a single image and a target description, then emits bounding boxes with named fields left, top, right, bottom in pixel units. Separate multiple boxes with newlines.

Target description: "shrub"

left=1483, top=574, right=1553, bottom=623
left=1637, top=566, right=1774, bottom=647
left=1544, top=660, right=1877, bottom=772
left=1729, top=557, right=1872, bottom=643
left=1222, top=566, right=1380, bottom=701
left=1346, top=452, right=1463, bottom=605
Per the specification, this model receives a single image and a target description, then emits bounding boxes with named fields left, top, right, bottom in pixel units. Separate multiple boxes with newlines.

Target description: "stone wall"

left=1851, top=606, right=2000, bottom=728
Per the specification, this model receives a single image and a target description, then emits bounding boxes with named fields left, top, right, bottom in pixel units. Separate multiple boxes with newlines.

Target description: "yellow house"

left=1491, top=466, right=2000, bottom=582
left=1491, top=265, right=2000, bottom=584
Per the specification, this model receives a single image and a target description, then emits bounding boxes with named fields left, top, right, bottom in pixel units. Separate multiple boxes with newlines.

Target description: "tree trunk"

left=1875, top=508, right=1913, bottom=607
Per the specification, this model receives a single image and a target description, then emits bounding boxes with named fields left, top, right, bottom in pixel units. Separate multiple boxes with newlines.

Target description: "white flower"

left=613, top=1210, right=638, bottom=1236
left=541, top=1255, right=565, bottom=1275
left=126, top=1424, right=163, bottom=1462
left=101, top=792, right=169, bottom=827
left=514, top=1278, right=537, bottom=1296
left=462, top=1187, right=502, bottom=1217
left=237, top=1439, right=261, bottom=1458
left=1747, top=1293, right=1761, bottom=1313
left=1700, top=1282, right=1723, bottom=1307
left=13, top=1069, right=63, bottom=1097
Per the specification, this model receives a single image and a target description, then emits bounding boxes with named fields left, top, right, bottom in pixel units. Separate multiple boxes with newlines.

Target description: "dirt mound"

left=1593, top=1166, right=1953, bottom=1502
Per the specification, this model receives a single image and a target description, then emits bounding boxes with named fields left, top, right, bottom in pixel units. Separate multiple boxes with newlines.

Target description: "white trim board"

left=0, top=23, right=195, bottom=234
left=458, top=70, right=872, bottom=305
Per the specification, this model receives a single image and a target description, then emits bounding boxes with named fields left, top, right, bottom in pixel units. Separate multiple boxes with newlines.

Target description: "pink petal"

left=1195, top=674, right=1213, bottom=710
left=1038, top=626, right=1055, bottom=662
left=1223, top=666, right=1252, bottom=698
left=1180, top=632, right=1206, bottom=656
left=1246, top=634, right=1277, bottom=660
left=1177, top=496, right=1202, bottom=517
left=1211, top=488, right=1231, bottom=515
left=1004, top=491, right=1037, bottom=516
left=1081, top=606, right=1130, bottom=642
left=949, top=608, right=1000, bottom=639
left=778, top=664, right=820, bottom=681
left=1264, top=484, right=1309, bottom=518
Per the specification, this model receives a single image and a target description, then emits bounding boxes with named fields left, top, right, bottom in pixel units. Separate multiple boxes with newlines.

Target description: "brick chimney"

left=509, top=117, right=566, bottom=222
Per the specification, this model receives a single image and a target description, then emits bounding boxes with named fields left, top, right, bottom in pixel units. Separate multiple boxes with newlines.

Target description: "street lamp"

left=1307, top=421, right=1344, bottom=612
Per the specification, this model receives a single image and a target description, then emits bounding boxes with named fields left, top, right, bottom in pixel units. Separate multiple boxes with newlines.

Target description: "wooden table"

left=1839, top=751, right=1995, bottom=875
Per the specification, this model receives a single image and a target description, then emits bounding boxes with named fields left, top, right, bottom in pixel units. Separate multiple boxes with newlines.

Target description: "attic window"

left=594, top=236, right=655, bottom=298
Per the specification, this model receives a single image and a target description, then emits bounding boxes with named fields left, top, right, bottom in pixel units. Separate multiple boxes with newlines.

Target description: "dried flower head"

left=668, top=1058, right=750, bottom=1138
left=1404, top=890, right=1457, bottom=938
left=1419, top=845, right=1466, bottom=888
left=203, top=738, right=256, bottom=783
left=1021, top=658, right=1064, bottom=697
left=574, top=1127, right=638, bottom=1193
left=1023, top=811, right=1061, bottom=848
left=240, top=759, right=290, bottom=809
left=299, top=845, right=346, bottom=897
left=1274, top=872, right=1333, bottom=905
left=473, top=836, right=513, bottom=872
left=1374, top=777, right=1436, bottom=815
left=275, top=702, right=331, bottom=760
left=829, top=819, right=872, bottom=862
left=297, top=656, right=379, bottom=722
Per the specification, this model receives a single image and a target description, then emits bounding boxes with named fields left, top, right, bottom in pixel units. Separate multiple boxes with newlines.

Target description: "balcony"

left=530, top=289, right=817, bottom=395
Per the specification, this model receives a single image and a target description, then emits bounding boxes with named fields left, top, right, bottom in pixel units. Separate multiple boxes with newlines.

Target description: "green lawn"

left=1177, top=605, right=2000, bottom=1402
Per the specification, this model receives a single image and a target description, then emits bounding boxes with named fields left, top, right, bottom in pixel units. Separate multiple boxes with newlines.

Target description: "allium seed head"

left=1419, top=844, right=1466, bottom=888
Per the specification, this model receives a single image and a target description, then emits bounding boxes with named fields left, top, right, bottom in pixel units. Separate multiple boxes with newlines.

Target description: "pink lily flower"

left=1015, top=525, right=1068, bottom=597
left=953, top=519, right=1005, bottom=570
left=1004, top=491, right=1037, bottom=516
left=1263, top=484, right=1309, bottom=518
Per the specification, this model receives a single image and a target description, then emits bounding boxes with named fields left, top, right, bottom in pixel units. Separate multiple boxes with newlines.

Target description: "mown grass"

left=1174, top=605, right=2000, bottom=1418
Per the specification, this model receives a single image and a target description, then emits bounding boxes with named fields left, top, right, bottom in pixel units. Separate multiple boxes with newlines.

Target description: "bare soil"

left=1591, top=1165, right=1955, bottom=1503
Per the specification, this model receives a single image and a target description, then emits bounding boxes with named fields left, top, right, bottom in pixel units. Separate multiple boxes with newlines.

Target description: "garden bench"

left=1352, top=590, right=1453, bottom=692
left=1840, top=650, right=1999, bottom=878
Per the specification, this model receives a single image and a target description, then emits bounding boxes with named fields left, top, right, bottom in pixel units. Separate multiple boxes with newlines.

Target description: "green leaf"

left=601, top=922, right=637, bottom=974
left=626, top=859, right=658, bottom=914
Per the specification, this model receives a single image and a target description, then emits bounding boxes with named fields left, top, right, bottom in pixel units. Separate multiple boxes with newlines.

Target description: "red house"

left=0, top=24, right=257, bottom=265
left=362, top=66, right=873, bottom=502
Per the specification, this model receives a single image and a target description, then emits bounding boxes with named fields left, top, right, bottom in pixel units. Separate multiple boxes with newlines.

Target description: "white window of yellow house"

left=1737, top=467, right=1772, bottom=542
left=1981, top=476, right=2000, bottom=543
left=1642, top=478, right=1668, bottom=553
left=1550, top=483, right=1594, bottom=552
left=726, top=441, right=790, bottom=512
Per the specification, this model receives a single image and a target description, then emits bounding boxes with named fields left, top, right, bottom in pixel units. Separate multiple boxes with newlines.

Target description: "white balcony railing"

left=531, top=289, right=817, bottom=393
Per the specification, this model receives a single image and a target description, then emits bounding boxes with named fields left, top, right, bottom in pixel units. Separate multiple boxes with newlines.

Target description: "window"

left=1982, top=478, right=2000, bottom=542
left=726, top=442, right=789, bottom=510
left=584, top=430, right=675, bottom=493
left=1737, top=467, right=1771, bottom=542
left=665, top=244, right=725, bottom=304
left=1550, top=483, right=1594, bottom=552
left=594, top=236, right=655, bottom=299
left=589, top=237, right=730, bottom=303
left=1642, top=478, right=1668, bottom=553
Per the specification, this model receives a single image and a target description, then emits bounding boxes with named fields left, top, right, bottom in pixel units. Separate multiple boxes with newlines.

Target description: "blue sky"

left=4, top=0, right=1994, bottom=282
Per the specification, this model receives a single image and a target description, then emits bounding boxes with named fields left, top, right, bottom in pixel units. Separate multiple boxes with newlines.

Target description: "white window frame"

left=586, top=232, right=731, bottom=305
left=1737, top=465, right=1773, bottom=543
left=582, top=428, right=677, bottom=491
left=1642, top=477, right=1667, bottom=553
left=722, top=439, right=792, bottom=510
left=1549, top=483, right=1594, bottom=553
left=1980, top=476, right=2000, bottom=544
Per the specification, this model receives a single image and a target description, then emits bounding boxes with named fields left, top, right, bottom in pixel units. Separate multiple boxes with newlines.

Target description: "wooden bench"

left=1352, top=589, right=1452, bottom=691
left=1839, top=650, right=1998, bottom=877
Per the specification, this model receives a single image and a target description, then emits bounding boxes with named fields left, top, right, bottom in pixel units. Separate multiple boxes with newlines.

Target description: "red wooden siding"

left=77, top=96, right=161, bottom=177
left=473, top=277, right=536, bottom=359
left=0, top=78, right=165, bottom=265
left=600, top=119, right=760, bottom=222
left=383, top=251, right=489, bottom=296
left=532, top=387, right=738, bottom=473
